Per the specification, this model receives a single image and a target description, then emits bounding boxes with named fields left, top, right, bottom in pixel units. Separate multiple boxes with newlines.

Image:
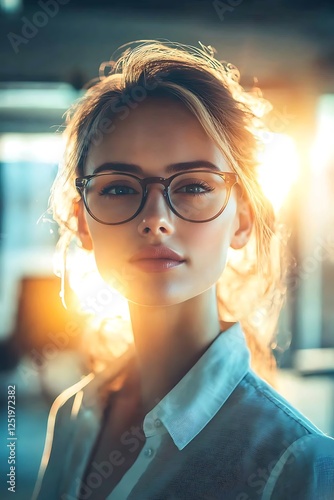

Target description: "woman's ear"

left=230, top=196, right=254, bottom=250
left=74, top=200, right=93, bottom=251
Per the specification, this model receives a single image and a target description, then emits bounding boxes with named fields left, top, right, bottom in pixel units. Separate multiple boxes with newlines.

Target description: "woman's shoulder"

left=217, top=369, right=334, bottom=499
left=257, top=430, right=334, bottom=500
left=227, top=368, right=334, bottom=466
left=238, top=369, right=329, bottom=438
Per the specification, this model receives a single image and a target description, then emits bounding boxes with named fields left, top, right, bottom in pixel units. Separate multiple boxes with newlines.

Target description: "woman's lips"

left=129, top=245, right=186, bottom=272
left=130, top=258, right=185, bottom=272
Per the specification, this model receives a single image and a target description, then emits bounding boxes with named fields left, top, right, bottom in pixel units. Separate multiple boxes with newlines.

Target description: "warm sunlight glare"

left=56, top=247, right=133, bottom=351
left=65, top=249, right=130, bottom=321
left=257, top=133, right=300, bottom=212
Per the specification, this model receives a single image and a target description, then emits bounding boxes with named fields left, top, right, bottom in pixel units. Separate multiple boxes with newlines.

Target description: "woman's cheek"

left=189, top=221, right=233, bottom=275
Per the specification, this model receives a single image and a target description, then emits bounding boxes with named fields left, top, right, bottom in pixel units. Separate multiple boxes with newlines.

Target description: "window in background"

left=0, top=134, right=64, bottom=339
left=310, top=94, right=334, bottom=349
left=298, top=94, right=334, bottom=350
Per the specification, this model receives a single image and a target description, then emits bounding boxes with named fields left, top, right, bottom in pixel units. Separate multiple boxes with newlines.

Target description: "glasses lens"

left=169, top=172, right=228, bottom=221
left=85, top=174, right=143, bottom=224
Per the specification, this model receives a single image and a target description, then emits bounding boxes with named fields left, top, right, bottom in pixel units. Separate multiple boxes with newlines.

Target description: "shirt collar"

left=143, top=322, right=250, bottom=450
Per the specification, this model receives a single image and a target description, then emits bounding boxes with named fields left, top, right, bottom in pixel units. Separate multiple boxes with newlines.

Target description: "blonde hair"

left=51, top=40, right=288, bottom=383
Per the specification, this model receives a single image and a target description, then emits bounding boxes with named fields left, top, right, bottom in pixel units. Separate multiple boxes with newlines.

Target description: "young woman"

left=33, top=41, right=334, bottom=499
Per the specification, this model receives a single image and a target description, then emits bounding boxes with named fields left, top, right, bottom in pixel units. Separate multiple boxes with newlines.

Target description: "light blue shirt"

left=33, top=323, right=334, bottom=499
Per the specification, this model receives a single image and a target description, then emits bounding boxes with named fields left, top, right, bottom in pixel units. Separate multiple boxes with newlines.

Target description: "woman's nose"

left=137, top=186, right=175, bottom=236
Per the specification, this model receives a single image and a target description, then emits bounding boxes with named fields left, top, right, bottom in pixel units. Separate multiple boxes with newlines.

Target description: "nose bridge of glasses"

left=140, top=177, right=174, bottom=220
left=141, top=177, right=170, bottom=206
left=142, top=176, right=169, bottom=191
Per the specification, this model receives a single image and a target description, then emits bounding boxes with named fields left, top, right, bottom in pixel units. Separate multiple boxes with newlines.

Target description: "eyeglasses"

left=75, top=169, right=238, bottom=225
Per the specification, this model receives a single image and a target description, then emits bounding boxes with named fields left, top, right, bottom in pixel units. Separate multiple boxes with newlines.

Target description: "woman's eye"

left=177, top=183, right=213, bottom=194
left=100, top=185, right=137, bottom=196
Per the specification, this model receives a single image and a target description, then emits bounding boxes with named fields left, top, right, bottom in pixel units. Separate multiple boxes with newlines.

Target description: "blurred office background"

left=0, top=0, right=334, bottom=498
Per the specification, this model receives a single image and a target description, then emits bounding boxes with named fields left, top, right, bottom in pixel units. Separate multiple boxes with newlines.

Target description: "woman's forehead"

left=85, top=98, right=230, bottom=175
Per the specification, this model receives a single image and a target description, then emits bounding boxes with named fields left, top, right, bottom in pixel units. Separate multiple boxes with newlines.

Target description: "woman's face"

left=78, top=97, right=252, bottom=306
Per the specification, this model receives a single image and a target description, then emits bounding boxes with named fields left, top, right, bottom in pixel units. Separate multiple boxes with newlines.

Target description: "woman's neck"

left=127, top=286, right=231, bottom=415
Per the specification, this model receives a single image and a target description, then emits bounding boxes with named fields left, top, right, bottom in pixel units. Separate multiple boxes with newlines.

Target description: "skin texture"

left=77, top=96, right=253, bottom=413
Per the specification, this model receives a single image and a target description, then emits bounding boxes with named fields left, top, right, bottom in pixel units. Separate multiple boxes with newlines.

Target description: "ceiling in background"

left=0, top=1, right=333, bottom=93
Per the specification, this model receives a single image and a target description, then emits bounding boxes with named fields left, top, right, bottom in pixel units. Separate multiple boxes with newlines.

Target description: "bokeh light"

left=257, top=132, right=300, bottom=212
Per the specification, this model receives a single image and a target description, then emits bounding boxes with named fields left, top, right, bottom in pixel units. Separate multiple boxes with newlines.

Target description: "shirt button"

left=154, top=419, right=162, bottom=428
left=144, top=447, right=154, bottom=458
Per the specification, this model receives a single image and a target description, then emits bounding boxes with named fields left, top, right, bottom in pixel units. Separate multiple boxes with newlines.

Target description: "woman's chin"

left=99, top=271, right=190, bottom=307
left=127, top=292, right=187, bottom=308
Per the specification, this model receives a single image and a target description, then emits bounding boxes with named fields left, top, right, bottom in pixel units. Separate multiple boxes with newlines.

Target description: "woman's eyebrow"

left=92, top=161, right=221, bottom=175
left=93, top=162, right=142, bottom=175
